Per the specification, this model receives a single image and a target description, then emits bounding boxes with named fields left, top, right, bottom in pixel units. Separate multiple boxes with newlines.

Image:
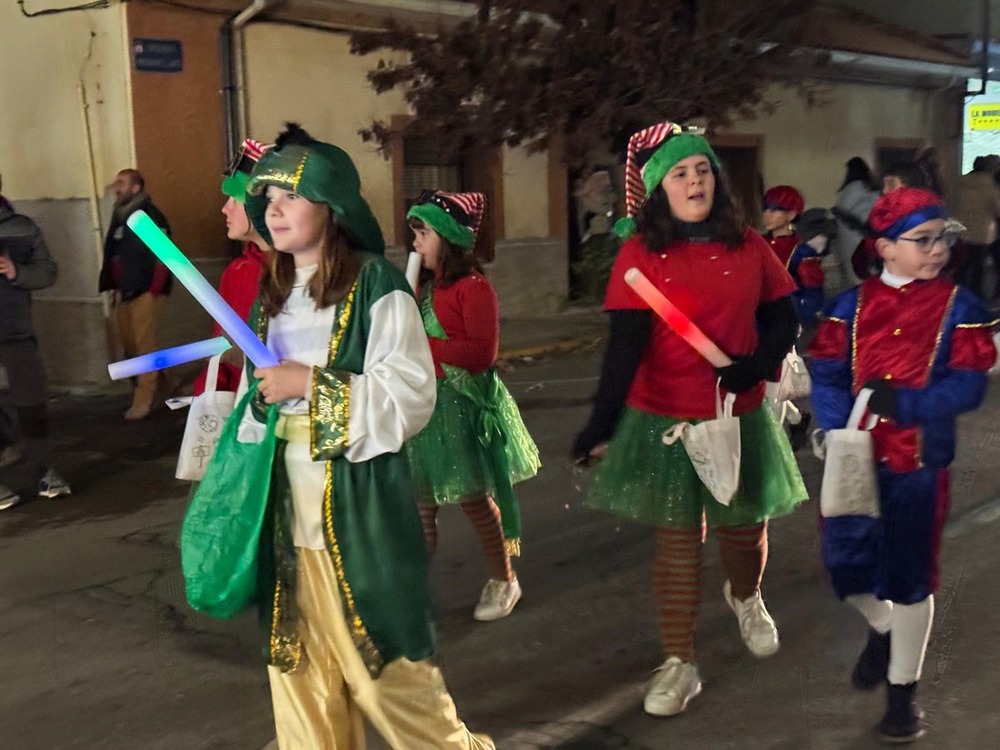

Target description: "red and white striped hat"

left=615, top=122, right=718, bottom=239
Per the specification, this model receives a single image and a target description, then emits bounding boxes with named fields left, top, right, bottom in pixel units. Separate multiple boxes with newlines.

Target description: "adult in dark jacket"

left=0, top=183, right=71, bottom=510
left=98, top=169, right=172, bottom=420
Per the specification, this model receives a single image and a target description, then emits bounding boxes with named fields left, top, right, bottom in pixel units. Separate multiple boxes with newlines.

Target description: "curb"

left=497, top=333, right=604, bottom=364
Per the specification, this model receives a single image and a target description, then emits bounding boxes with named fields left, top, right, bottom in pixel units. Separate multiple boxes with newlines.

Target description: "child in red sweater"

left=405, top=190, right=540, bottom=621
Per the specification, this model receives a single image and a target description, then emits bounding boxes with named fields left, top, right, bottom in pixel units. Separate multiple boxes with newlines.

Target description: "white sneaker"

left=37, top=468, right=71, bottom=499
left=0, top=483, right=21, bottom=511
left=643, top=657, right=702, bottom=716
left=473, top=578, right=522, bottom=621
left=723, top=580, right=780, bottom=658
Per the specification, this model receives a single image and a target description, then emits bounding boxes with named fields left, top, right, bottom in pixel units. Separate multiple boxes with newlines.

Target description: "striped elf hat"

left=406, top=190, right=487, bottom=251
left=222, top=138, right=273, bottom=203
left=614, top=122, right=719, bottom=239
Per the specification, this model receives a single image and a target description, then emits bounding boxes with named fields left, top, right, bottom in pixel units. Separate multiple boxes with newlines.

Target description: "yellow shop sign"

left=969, top=103, right=1000, bottom=131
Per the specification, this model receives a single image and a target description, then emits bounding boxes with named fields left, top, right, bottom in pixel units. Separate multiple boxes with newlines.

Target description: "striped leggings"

left=655, top=521, right=768, bottom=662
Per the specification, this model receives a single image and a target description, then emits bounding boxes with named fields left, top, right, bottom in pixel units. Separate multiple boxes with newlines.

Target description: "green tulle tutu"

left=587, top=405, right=807, bottom=528
left=407, top=373, right=540, bottom=506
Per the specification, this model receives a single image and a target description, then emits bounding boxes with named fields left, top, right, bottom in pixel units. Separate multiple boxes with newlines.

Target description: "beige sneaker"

left=473, top=578, right=521, bottom=621
left=644, top=657, right=702, bottom=716
left=123, top=403, right=152, bottom=421
left=723, top=580, right=780, bottom=658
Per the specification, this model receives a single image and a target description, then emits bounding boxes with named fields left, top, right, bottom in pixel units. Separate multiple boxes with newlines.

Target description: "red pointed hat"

left=763, top=185, right=804, bottom=216
left=868, top=188, right=945, bottom=239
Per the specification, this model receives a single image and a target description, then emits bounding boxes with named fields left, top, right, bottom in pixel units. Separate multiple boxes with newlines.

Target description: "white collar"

left=293, top=263, right=318, bottom=287
left=880, top=268, right=916, bottom=289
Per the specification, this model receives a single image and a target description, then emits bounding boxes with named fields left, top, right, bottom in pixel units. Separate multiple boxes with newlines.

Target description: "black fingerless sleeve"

left=572, top=310, right=652, bottom=459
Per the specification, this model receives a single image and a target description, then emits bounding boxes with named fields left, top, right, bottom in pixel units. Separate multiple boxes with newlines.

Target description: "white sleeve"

left=343, top=289, right=436, bottom=463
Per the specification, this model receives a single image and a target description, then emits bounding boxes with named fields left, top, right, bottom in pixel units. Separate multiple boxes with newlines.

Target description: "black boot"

left=787, top=411, right=812, bottom=452
left=852, top=628, right=890, bottom=690
left=877, top=682, right=925, bottom=744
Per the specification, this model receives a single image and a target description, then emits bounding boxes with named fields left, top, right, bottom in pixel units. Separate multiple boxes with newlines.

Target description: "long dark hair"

left=840, top=157, right=876, bottom=191
left=636, top=170, right=746, bottom=252
left=408, top=217, right=483, bottom=287
left=259, top=209, right=361, bottom=317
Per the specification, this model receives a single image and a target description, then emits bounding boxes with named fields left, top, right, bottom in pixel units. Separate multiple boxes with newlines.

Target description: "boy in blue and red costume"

left=762, top=185, right=803, bottom=265
left=809, top=188, right=996, bottom=744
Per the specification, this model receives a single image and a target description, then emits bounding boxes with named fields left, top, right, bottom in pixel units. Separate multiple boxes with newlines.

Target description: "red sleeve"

left=429, top=275, right=499, bottom=374
left=603, top=238, right=648, bottom=311
left=218, top=256, right=264, bottom=326
left=797, top=257, right=825, bottom=289
left=808, top=317, right=849, bottom=362
left=949, top=326, right=998, bottom=371
left=148, top=261, right=170, bottom=297
left=752, top=231, right=797, bottom=302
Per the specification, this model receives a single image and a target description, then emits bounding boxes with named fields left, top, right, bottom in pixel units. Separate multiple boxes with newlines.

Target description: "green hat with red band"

left=615, top=122, right=719, bottom=239
left=245, top=123, right=386, bottom=256
left=221, top=138, right=272, bottom=203
left=406, top=190, right=487, bottom=251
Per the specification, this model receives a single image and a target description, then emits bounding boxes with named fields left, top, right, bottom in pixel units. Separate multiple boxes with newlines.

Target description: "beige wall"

left=502, top=146, right=551, bottom=238
left=243, top=25, right=408, bottom=236
left=721, top=82, right=955, bottom=208
left=0, top=3, right=132, bottom=200
left=243, top=24, right=556, bottom=243
left=0, top=4, right=133, bottom=387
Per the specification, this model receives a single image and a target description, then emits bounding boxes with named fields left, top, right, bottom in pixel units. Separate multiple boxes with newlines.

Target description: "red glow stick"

left=624, top=267, right=732, bottom=368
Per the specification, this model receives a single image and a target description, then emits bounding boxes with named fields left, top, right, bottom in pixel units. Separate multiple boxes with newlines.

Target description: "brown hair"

left=636, top=169, right=746, bottom=252
left=259, top=209, right=361, bottom=317
left=117, top=168, right=144, bottom=190
left=407, top=217, right=482, bottom=287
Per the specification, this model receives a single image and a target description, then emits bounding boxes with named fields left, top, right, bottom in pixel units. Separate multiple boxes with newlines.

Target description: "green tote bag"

left=180, top=382, right=278, bottom=618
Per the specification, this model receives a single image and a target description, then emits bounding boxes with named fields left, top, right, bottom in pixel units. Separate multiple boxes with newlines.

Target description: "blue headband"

left=883, top=205, right=946, bottom=240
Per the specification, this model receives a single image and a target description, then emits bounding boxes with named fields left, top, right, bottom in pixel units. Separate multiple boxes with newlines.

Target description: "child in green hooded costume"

left=237, top=124, right=493, bottom=750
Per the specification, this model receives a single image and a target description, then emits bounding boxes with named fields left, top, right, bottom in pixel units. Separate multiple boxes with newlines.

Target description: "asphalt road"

left=3, top=348, right=1000, bottom=749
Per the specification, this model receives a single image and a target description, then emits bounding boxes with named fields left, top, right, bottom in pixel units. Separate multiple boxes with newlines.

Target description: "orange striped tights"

left=655, top=521, right=768, bottom=662
left=418, top=497, right=513, bottom=582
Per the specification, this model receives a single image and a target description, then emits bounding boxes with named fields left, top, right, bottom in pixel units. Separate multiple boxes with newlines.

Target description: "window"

left=392, top=120, right=502, bottom=262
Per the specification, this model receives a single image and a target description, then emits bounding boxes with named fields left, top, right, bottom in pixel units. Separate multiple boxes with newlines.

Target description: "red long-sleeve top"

left=427, top=272, right=499, bottom=377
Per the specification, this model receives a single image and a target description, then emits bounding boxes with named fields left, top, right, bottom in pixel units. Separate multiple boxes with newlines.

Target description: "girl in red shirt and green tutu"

left=573, top=122, right=807, bottom=716
left=405, top=190, right=540, bottom=622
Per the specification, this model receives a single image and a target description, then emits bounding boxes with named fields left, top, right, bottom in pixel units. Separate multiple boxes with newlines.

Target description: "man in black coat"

left=99, top=169, right=172, bottom=420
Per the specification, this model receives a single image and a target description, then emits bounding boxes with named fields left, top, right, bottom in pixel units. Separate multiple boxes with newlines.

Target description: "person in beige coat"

left=952, top=155, right=1000, bottom=300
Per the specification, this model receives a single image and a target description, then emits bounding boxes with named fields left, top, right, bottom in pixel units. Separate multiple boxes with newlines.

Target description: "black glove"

left=716, top=355, right=766, bottom=394
left=864, top=379, right=898, bottom=420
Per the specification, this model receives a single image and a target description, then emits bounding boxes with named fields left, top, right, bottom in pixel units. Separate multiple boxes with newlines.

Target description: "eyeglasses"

left=895, top=233, right=957, bottom=253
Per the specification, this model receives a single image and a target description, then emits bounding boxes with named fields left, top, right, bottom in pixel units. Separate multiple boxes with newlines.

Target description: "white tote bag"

left=776, top=349, right=811, bottom=402
left=663, top=381, right=742, bottom=507
left=175, top=354, right=237, bottom=481
left=819, top=388, right=880, bottom=518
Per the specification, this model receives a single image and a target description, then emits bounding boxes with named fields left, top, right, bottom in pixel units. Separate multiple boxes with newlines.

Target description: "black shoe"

left=852, top=628, right=890, bottom=690
left=877, top=682, right=925, bottom=744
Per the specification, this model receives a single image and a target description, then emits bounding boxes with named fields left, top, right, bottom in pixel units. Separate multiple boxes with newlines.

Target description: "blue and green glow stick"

left=126, top=210, right=279, bottom=368
left=108, top=336, right=231, bottom=380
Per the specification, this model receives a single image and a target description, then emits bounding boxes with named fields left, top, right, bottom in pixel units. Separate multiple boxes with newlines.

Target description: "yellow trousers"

left=268, top=548, right=494, bottom=750
left=115, top=292, right=164, bottom=411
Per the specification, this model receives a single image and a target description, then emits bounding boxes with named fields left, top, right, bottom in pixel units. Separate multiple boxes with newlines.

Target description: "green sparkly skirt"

left=588, top=405, right=807, bottom=529
left=407, top=376, right=540, bottom=506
